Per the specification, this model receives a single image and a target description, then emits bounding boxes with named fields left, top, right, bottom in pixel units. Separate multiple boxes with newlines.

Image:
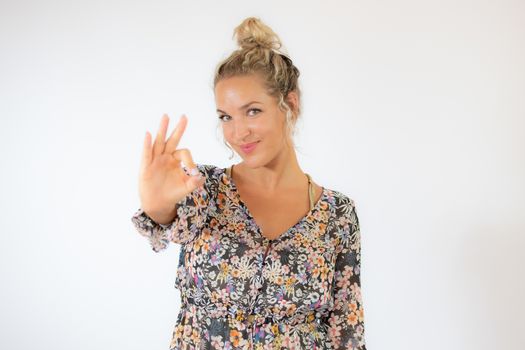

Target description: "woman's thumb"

left=188, top=174, right=206, bottom=191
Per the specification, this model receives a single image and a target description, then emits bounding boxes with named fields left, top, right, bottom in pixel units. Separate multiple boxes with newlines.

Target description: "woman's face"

left=214, top=73, right=293, bottom=167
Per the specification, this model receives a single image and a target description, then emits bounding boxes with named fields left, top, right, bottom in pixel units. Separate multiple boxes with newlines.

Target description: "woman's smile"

left=240, top=141, right=260, bottom=154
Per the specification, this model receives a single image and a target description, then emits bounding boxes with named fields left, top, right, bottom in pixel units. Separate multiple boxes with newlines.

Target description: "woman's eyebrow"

left=217, top=101, right=261, bottom=114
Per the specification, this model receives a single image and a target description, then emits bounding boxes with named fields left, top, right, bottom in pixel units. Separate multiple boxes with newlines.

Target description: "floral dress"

left=131, top=164, right=366, bottom=349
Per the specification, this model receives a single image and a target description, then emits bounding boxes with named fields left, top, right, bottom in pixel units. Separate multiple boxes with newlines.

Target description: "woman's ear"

left=285, top=90, right=300, bottom=120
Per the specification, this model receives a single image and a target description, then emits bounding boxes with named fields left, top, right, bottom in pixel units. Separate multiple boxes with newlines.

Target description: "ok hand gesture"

left=138, top=114, right=205, bottom=224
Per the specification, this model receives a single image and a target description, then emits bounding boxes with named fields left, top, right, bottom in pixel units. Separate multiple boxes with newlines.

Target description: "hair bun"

left=233, top=17, right=282, bottom=52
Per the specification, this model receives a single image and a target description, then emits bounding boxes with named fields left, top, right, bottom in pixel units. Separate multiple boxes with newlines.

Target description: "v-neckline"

left=223, top=165, right=327, bottom=242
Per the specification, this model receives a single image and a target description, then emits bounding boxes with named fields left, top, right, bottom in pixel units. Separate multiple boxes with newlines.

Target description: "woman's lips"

left=240, top=141, right=259, bottom=154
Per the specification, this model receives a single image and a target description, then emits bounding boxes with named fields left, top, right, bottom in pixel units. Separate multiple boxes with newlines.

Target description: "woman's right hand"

left=138, top=114, right=205, bottom=224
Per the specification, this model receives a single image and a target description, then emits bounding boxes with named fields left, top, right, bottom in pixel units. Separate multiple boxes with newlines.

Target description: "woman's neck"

left=233, top=149, right=305, bottom=192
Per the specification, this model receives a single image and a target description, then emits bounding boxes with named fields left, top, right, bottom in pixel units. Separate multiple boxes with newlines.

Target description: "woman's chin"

left=238, top=156, right=263, bottom=169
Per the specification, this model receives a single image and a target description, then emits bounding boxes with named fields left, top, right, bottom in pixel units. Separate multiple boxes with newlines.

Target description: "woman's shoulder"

left=194, top=163, right=225, bottom=177
left=323, top=188, right=361, bottom=252
left=323, top=187, right=357, bottom=212
left=176, top=163, right=226, bottom=201
left=188, top=163, right=225, bottom=180
left=191, top=163, right=228, bottom=190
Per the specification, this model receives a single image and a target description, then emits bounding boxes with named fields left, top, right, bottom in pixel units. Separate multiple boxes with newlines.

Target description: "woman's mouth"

left=240, top=141, right=259, bottom=154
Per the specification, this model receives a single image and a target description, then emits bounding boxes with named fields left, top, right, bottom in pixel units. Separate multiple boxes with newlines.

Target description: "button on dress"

left=131, top=164, right=366, bottom=349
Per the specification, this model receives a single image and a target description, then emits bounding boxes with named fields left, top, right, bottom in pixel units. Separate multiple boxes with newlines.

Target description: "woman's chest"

left=235, top=188, right=312, bottom=241
left=176, top=210, right=338, bottom=312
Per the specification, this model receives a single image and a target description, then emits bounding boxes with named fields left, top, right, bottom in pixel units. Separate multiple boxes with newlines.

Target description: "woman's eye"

left=218, top=109, right=260, bottom=122
left=247, top=108, right=261, bottom=116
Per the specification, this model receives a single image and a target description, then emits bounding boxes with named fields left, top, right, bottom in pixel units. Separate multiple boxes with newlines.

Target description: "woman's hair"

left=213, top=17, right=302, bottom=143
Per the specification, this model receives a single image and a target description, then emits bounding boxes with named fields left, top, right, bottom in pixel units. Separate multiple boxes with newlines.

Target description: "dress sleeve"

left=325, top=200, right=367, bottom=349
left=130, top=164, right=214, bottom=252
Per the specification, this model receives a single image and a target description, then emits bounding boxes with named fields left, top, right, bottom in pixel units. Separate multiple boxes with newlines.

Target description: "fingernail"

left=189, top=167, right=200, bottom=177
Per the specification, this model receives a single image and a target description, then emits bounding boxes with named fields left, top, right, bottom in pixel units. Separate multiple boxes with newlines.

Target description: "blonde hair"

left=214, top=17, right=302, bottom=157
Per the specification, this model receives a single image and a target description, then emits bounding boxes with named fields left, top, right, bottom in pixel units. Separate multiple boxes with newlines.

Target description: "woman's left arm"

left=325, top=200, right=367, bottom=349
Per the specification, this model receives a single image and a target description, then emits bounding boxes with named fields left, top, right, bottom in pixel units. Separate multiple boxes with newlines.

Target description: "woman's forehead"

left=216, top=74, right=265, bottom=92
left=215, top=76, right=271, bottom=107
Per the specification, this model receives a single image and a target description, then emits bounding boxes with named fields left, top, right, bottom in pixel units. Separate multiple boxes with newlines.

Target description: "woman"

left=131, top=17, right=366, bottom=350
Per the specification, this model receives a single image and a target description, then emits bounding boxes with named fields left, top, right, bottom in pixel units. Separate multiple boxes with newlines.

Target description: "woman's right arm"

left=131, top=163, right=214, bottom=252
left=130, top=114, right=209, bottom=252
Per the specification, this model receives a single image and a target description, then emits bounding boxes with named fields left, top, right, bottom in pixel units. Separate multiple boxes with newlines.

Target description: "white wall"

left=1, top=0, right=523, bottom=349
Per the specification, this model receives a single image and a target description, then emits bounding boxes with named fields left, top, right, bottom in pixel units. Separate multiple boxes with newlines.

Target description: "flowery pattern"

left=131, top=164, right=366, bottom=349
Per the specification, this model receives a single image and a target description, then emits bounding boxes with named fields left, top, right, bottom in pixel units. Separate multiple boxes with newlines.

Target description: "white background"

left=1, top=0, right=524, bottom=349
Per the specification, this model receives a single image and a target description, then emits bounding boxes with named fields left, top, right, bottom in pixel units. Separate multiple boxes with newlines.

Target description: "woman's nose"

left=233, top=119, right=251, bottom=140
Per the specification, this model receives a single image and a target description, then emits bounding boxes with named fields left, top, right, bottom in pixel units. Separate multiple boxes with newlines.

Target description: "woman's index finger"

left=152, top=114, right=170, bottom=156
left=165, top=114, right=188, bottom=154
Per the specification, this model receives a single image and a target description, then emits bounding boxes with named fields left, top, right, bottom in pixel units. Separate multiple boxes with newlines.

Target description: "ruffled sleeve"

left=130, top=164, right=216, bottom=252
left=325, top=199, right=367, bottom=349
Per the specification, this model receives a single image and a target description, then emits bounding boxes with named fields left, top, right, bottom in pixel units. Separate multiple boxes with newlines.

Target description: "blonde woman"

left=132, top=17, right=366, bottom=350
